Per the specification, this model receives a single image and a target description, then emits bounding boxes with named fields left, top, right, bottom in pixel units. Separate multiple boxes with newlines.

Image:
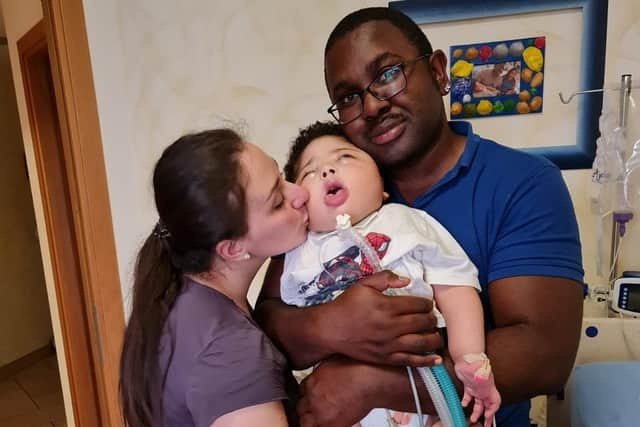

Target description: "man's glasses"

left=327, top=53, right=431, bottom=125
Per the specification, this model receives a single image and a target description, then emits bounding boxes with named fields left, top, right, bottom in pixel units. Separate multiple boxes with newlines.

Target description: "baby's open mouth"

left=323, top=181, right=348, bottom=207
left=326, top=183, right=342, bottom=195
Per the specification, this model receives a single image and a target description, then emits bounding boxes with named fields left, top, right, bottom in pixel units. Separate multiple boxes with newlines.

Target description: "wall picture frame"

left=389, top=0, right=609, bottom=170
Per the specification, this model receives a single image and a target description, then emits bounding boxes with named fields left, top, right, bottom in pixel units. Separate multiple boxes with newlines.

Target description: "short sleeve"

left=186, top=321, right=288, bottom=427
left=488, top=165, right=583, bottom=283
left=410, top=209, right=480, bottom=289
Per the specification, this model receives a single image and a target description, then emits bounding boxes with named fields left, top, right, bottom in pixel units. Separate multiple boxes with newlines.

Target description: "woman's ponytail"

left=119, top=229, right=181, bottom=426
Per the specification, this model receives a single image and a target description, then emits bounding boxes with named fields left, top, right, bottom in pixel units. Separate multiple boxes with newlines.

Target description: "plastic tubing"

left=333, top=215, right=466, bottom=427
left=418, top=365, right=467, bottom=427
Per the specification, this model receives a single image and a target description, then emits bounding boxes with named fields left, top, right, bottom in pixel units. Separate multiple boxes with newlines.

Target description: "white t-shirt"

left=282, top=203, right=480, bottom=326
left=281, top=203, right=480, bottom=426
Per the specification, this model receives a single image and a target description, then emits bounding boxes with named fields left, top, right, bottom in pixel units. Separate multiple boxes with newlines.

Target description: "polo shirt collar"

left=450, top=120, right=479, bottom=170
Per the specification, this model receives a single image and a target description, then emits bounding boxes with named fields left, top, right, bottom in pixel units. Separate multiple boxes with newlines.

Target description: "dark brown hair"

left=119, top=129, right=247, bottom=426
left=283, top=121, right=345, bottom=182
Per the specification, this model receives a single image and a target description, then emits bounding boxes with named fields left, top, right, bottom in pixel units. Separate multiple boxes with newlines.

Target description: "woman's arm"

left=212, top=401, right=287, bottom=427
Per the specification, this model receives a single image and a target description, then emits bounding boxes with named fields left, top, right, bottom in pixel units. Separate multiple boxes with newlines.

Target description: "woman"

left=119, top=129, right=309, bottom=426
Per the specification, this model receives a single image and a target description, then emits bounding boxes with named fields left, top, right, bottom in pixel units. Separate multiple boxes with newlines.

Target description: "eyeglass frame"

left=327, top=53, right=432, bottom=125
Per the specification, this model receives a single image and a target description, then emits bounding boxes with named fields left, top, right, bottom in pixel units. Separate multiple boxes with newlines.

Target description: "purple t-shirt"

left=156, top=278, right=290, bottom=427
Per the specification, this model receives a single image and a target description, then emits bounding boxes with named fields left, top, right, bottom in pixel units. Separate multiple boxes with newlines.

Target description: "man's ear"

left=215, top=239, right=248, bottom=262
left=429, top=49, right=450, bottom=93
left=383, top=191, right=390, bottom=201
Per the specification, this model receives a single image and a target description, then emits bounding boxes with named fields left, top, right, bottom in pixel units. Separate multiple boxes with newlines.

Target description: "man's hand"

left=256, top=260, right=442, bottom=368
left=296, top=355, right=480, bottom=427
left=322, top=271, right=442, bottom=366
left=297, top=355, right=391, bottom=427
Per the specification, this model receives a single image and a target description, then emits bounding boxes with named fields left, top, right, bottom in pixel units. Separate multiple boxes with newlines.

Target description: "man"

left=256, top=7, right=583, bottom=427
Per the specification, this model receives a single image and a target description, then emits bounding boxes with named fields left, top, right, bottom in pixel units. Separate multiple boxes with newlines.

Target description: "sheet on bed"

left=570, top=361, right=640, bottom=427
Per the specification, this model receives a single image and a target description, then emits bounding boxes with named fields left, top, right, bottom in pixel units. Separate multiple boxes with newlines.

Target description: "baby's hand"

left=454, top=353, right=501, bottom=427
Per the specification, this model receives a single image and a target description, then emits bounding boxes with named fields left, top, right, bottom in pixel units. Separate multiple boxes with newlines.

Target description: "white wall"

left=0, top=42, right=51, bottom=366
left=79, top=0, right=640, bottom=307
left=1, top=0, right=75, bottom=424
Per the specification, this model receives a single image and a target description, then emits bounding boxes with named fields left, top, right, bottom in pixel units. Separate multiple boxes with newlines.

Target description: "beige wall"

left=79, top=0, right=640, bottom=305
left=1, top=0, right=74, bottom=424
left=0, top=43, right=51, bottom=366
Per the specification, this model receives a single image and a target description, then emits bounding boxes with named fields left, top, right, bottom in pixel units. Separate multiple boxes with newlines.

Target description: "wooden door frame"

left=17, top=1, right=125, bottom=425
left=18, top=20, right=101, bottom=425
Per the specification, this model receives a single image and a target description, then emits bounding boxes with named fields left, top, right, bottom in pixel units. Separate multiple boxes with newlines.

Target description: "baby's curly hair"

left=284, top=121, right=346, bottom=182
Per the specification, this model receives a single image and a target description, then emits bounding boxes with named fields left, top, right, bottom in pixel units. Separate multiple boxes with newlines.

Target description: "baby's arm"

left=432, top=286, right=484, bottom=358
left=432, top=285, right=500, bottom=427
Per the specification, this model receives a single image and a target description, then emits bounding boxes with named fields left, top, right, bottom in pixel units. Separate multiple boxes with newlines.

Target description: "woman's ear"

left=215, top=239, right=249, bottom=262
left=383, top=191, right=389, bottom=201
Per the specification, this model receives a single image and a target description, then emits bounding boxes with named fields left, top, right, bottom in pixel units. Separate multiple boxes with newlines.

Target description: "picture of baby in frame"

left=449, top=36, right=545, bottom=119
left=472, top=61, right=521, bottom=98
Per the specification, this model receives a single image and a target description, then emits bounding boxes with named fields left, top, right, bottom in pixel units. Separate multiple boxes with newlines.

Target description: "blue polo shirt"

left=386, top=121, right=583, bottom=427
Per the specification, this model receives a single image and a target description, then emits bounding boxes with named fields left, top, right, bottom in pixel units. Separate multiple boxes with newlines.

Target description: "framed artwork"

left=449, top=36, right=546, bottom=119
left=389, top=0, right=609, bottom=170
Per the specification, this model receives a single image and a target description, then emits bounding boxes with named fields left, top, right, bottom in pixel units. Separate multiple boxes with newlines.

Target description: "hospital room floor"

left=0, top=355, right=66, bottom=427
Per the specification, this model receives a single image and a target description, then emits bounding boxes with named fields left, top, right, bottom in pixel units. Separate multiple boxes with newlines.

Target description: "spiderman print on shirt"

left=299, top=232, right=391, bottom=306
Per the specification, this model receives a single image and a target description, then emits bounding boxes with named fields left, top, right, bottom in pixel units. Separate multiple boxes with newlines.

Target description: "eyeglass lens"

left=333, top=65, right=406, bottom=124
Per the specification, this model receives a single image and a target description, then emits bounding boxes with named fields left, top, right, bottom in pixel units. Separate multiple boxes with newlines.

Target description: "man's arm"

left=254, top=258, right=442, bottom=369
left=483, top=164, right=583, bottom=401
left=295, top=275, right=583, bottom=426
left=487, top=275, right=583, bottom=402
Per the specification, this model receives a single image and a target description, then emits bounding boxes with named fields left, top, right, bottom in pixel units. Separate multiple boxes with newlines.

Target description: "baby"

left=280, top=122, right=500, bottom=427
left=500, top=67, right=519, bottom=95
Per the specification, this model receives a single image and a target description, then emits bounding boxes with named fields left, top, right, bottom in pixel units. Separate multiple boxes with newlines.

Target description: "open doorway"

left=0, top=0, right=126, bottom=424
left=0, top=24, right=66, bottom=427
